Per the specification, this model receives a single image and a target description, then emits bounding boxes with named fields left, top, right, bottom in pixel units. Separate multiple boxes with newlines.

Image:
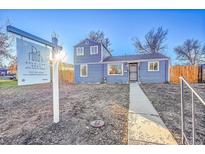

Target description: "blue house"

left=74, top=39, right=170, bottom=84
left=0, top=68, right=7, bottom=76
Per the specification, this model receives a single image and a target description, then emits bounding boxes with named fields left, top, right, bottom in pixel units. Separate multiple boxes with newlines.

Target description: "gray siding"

left=74, top=64, right=104, bottom=84
left=74, top=40, right=102, bottom=64
left=73, top=39, right=169, bottom=84
left=103, top=62, right=129, bottom=84
left=139, top=60, right=168, bottom=83
left=74, top=60, right=169, bottom=84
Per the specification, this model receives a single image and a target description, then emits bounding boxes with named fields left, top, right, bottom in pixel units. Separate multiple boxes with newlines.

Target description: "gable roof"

left=0, top=68, right=7, bottom=71
left=74, top=38, right=112, bottom=56
left=74, top=39, right=100, bottom=47
left=103, top=52, right=169, bottom=62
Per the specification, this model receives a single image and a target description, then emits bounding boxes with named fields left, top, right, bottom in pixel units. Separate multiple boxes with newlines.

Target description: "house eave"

left=102, top=58, right=170, bottom=63
left=74, top=58, right=169, bottom=65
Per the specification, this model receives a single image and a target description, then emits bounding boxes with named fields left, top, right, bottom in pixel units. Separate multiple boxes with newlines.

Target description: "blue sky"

left=0, top=10, right=205, bottom=64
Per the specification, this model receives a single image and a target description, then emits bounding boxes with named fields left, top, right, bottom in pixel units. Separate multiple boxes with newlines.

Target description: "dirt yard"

left=140, top=83, right=205, bottom=145
left=0, top=84, right=129, bottom=145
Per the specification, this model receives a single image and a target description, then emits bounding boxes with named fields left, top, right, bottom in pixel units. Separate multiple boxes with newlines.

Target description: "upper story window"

left=90, top=46, right=98, bottom=55
left=108, top=64, right=123, bottom=75
left=85, top=40, right=89, bottom=45
left=76, top=47, right=84, bottom=56
left=148, top=61, right=159, bottom=71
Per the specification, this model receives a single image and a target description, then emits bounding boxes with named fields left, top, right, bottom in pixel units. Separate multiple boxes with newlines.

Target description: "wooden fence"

left=170, top=65, right=200, bottom=84
left=50, top=63, right=74, bottom=84
left=59, top=64, right=74, bottom=84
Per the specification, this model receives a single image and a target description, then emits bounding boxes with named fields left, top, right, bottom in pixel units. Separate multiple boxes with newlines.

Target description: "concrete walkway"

left=128, top=83, right=177, bottom=145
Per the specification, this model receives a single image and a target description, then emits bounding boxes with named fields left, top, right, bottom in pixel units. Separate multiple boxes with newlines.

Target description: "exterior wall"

left=74, top=60, right=169, bottom=84
left=103, top=62, right=129, bottom=84
left=74, top=64, right=104, bottom=84
left=73, top=39, right=169, bottom=84
left=139, top=60, right=169, bottom=83
left=0, top=69, right=7, bottom=76
left=74, top=40, right=102, bottom=64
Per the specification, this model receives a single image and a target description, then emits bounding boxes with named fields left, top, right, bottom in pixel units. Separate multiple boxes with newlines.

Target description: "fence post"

left=180, top=78, right=185, bottom=144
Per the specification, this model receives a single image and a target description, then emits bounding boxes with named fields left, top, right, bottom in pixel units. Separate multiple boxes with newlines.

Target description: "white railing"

left=180, top=77, right=205, bottom=145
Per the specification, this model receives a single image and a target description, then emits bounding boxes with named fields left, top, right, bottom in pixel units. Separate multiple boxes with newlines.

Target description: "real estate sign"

left=16, top=38, right=51, bottom=85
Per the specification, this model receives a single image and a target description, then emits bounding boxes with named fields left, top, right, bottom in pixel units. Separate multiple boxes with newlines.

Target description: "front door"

left=129, top=63, right=138, bottom=82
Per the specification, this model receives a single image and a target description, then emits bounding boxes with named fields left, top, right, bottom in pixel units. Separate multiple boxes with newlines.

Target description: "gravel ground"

left=0, top=84, right=129, bottom=145
left=140, top=83, right=205, bottom=145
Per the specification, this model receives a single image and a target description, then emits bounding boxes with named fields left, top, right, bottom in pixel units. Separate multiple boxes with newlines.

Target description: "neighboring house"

left=74, top=39, right=170, bottom=84
left=0, top=68, right=7, bottom=76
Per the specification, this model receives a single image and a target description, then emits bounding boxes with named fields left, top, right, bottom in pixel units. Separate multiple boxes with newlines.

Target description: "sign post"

left=52, top=36, right=60, bottom=123
left=53, top=61, right=59, bottom=123
left=7, top=25, right=63, bottom=123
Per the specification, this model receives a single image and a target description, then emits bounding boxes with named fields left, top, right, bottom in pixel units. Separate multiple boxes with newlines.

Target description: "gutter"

left=74, top=58, right=169, bottom=65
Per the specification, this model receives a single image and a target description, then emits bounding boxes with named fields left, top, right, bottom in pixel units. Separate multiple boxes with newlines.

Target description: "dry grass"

left=0, top=83, right=129, bottom=145
left=140, top=83, right=205, bottom=145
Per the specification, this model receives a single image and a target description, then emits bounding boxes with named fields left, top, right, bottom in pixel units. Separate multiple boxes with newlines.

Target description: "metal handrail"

left=179, top=76, right=205, bottom=145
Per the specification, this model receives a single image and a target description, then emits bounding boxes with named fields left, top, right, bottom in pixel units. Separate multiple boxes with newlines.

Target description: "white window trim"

left=107, top=64, right=124, bottom=76
left=80, top=64, right=88, bottom=77
left=76, top=47, right=84, bottom=56
left=148, top=61, right=159, bottom=71
left=90, top=46, right=98, bottom=55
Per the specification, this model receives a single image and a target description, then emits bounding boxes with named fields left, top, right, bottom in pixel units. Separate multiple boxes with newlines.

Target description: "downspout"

left=101, top=44, right=105, bottom=83
left=100, top=44, right=103, bottom=62
left=127, top=62, right=129, bottom=84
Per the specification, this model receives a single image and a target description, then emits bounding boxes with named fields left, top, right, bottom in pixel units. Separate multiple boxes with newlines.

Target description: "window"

left=90, top=46, right=98, bottom=55
left=148, top=61, right=159, bottom=71
left=80, top=64, right=88, bottom=77
left=108, top=64, right=123, bottom=75
left=76, top=47, right=84, bottom=56
left=85, top=40, right=89, bottom=45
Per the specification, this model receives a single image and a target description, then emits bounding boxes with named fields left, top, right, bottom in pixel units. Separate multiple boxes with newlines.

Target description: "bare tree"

left=8, top=55, right=17, bottom=67
left=0, top=23, right=14, bottom=67
left=174, top=39, right=205, bottom=65
left=88, top=30, right=112, bottom=51
left=133, top=26, right=168, bottom=54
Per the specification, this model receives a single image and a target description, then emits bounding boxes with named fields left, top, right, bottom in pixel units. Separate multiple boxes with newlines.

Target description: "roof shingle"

left=103, top=53, right=168, bottom=62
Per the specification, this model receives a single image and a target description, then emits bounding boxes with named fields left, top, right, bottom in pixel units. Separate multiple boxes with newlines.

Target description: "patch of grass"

left=0, top=80, right=17, bottom=87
